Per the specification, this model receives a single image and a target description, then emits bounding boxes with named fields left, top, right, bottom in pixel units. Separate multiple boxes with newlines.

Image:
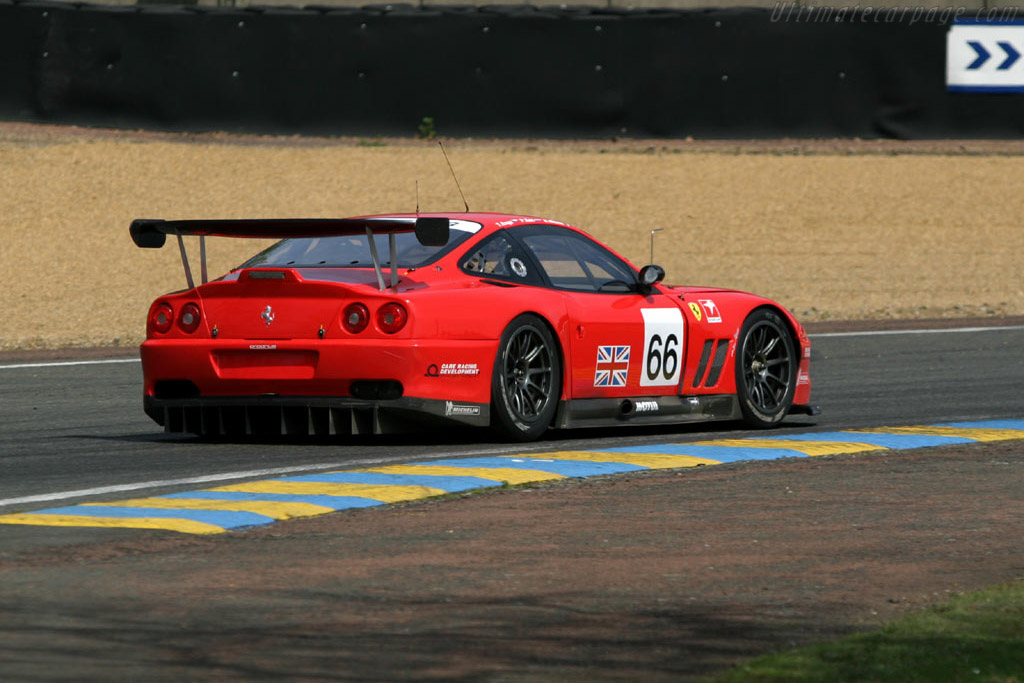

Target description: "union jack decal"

left=594, top=345, right=630, bottom=387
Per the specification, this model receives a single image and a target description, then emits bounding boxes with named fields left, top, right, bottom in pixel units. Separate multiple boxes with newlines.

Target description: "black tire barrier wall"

left=2, top=1, right=1023, bottom=138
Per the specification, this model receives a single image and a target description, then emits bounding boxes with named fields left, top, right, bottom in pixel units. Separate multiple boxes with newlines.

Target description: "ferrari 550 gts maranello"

left=131, top=212, right=816, bottom=441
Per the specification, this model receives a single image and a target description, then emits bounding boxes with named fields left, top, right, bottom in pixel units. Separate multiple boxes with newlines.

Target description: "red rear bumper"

left=141, top=337, right=495, bottom=403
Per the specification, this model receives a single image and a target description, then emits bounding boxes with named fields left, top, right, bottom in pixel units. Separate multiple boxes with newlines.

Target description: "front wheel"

left=491, top=314, right=561, bottom=442
left=735, top=308, right=796, bottom=428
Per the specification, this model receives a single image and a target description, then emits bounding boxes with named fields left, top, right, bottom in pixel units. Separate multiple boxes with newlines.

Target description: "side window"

left=459, top=233, right=541, bottom=285
left=519, top=228, right=638, bottom=293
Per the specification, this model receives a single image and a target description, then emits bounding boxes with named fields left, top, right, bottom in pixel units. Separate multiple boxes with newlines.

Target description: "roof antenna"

left=416, top=180, right=420, bottom=215
left=650, top=227, right=664, bottom=264
left=438, top=141, right=469, bottom=212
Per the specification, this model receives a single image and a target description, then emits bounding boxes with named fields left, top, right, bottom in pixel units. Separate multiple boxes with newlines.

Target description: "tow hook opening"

left=154, top=379, right=200, bottom=400
left=350, top=380, right=404, bottom=401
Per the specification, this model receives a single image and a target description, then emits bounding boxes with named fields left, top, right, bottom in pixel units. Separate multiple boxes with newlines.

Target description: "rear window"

left=239, top=220, right=480, bottom=270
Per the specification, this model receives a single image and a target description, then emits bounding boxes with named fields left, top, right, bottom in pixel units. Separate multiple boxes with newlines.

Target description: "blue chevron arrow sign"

left=997, top=41, right=1021, bottom=69
left=948, top=20, right=1024, bottom=91
left=966, top=40, right=991, bottom=69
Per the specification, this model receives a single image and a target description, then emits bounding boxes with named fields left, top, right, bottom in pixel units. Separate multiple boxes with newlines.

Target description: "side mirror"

left=637, top=264, right=665, bottom=293
left=414, top=217, right=450, bottom=247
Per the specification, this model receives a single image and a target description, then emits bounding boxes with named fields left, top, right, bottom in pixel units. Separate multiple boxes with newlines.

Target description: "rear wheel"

left=491, top=314, right=561, bottom=441
left=735, top=308, right=796, bottom=428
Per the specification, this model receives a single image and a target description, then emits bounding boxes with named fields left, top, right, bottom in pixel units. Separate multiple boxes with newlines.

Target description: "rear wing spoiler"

left=130, top=216, right=450, bottom=291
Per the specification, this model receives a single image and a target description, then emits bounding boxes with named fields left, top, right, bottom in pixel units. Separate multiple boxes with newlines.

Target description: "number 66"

left=645, top=333, right=678, bottom=381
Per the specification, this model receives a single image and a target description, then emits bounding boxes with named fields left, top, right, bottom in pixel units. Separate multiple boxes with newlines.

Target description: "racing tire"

left=735, top=308, right=796, bottom=428
left=491, top=314, right=562, bottom=442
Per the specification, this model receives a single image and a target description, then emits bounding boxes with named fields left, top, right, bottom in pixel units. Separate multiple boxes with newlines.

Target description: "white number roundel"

left=640, top=308, right=684, bottom=387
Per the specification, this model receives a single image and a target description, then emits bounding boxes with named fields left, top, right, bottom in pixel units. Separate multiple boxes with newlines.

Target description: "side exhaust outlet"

left=620, top=398, right=661, bottom=418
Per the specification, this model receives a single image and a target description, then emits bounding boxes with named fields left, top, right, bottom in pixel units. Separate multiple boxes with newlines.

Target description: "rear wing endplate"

left=130, top=217, right=450, bottom=291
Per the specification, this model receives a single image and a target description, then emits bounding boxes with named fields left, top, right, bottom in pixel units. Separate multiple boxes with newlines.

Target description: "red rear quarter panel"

left=397, top=279, right=571, bottom=401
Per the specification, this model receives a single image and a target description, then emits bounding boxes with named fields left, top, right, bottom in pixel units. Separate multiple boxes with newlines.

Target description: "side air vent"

left=703, top=340, right=731, bottom=387
left=691, top=340, right=731, bottom=388
left=692, top=340, right=714, bottom=388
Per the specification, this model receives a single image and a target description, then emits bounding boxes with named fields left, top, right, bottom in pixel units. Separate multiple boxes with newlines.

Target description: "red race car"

left=131, top=212, right=816, bottom=441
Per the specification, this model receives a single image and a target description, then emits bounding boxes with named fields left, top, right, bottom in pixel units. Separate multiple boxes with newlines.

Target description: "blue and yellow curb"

left=2, top=419, right=1022, bottom=535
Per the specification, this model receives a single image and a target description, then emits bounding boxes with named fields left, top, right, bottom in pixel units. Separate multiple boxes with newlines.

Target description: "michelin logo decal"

left=445, top=401, right=481, bottom=417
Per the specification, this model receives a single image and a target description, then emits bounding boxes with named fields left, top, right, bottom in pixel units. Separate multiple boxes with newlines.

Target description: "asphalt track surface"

left=3, top=324, right=1023, bottom=522
left=1, top=323, right=1022, bottom=680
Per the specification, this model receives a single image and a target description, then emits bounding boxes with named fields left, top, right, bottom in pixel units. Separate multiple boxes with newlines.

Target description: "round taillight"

left=151, top=302, right=174, bottom=334
left=376, top=302, right=408, bottom=334
left=177, top=302, right=202, bottom=334
left=342, top=303, right=370, bottom=334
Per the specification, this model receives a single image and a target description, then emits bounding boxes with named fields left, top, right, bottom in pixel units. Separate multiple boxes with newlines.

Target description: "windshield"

left=238, top=220, right=481, bottom=270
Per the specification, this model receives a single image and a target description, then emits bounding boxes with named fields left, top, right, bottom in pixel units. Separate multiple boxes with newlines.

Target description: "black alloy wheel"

left=735, top=308, right=796, bottom=427
left=491, top=314, right=561, bottom=441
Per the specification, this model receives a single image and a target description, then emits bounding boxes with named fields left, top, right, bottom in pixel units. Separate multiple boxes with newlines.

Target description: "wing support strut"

left=175, top=235, right=209, bottom=290
left=177, top=235, right=195, bottom=290
left=363, top=227, right=401, bottom=291
left=365, top=226, right=386, bottom=290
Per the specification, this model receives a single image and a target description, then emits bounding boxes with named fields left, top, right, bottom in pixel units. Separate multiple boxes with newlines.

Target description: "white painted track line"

left=0, top=358, right=140, bottom=370
left=0, top=443, right=545, bottom=509
left=0, top=464, right=356, bottom=508
left=811, top=325, right=1024, bottom=338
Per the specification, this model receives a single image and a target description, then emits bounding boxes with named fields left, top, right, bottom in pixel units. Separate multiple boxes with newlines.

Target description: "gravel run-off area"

left=1, top=123, right=1023, bottom=350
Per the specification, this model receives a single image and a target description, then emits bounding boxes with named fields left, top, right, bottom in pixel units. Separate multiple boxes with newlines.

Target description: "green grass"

left=712, top=580, right=1024, bottom=683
